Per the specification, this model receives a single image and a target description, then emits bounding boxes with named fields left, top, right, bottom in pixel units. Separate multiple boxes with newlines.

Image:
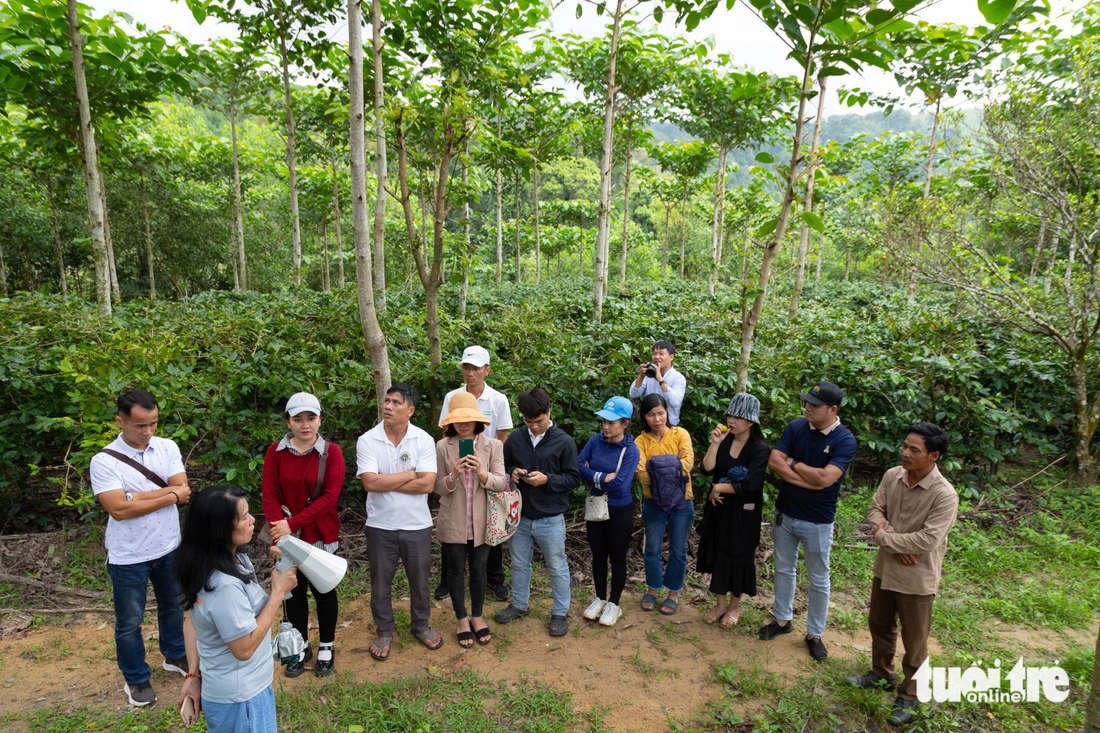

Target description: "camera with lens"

left=645, top=362, right=657, bottom=379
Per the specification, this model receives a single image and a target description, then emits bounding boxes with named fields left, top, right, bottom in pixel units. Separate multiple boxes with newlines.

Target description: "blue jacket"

left=578, top=433, right=639, bottom=507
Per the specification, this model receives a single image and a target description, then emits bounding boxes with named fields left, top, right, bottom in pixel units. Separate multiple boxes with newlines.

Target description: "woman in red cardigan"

left=262, top=392, right=345, bottom=678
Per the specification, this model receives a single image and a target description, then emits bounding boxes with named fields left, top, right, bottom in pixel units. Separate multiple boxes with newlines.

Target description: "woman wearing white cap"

left=697, top=393, right=770, bottom=628
left=260, top=392, right=346, bottom=676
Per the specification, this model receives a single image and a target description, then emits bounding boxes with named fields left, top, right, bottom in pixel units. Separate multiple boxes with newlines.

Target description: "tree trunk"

left=1086, top=625, right=1100, bottom=732
left=679, top=186, right=688, bottom=278
left=662, top=204, right=671, bottom=277
left=331, top=150, right=345, bottom=289
left=815, top=217, right=824, bottom=282
left=1071, top=351, right=1100, bottom=486
left=349, top=0, right=392, bottom=418
left=99, top=177, right=120, bottom=304
left=45, top=176, right=68, bottom=295
left=591, top=0, right=625, bottom=322
left=230, top=104, right=247, bottom=290
left=139, top=171, right=156, bottom=299
left=909, top=95, right=943, bottom=305
left=495, top=106, right=503, bottom=284
left=737, top=27, right=818, bottom=393
left=1028, top=211, right=1047, bottom=288
left=620, top=116, right=634, bottom=284
left=371, top=0, right=387, bottom=312
left=844, top=243, right=851, bottom=281
left=514, top=171, right=522, bottom=283
left=787, top=74, right=826, bottom=323
left=67, top=0, right=110, bottom=317
left=0, top=239, right=6, bottom=295
left=276, top=18, right=302, bottom=287
left=230, top=216, right=239, bottom=290
left=459, top=147, right=470, bottom=318
left=709, top=133, right=728, bottom=295
left=534, top=162, right=541, bottom=284
left=322, top=216, right=331, bottom=292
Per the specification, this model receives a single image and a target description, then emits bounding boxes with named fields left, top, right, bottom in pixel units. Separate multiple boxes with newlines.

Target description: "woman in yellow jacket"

left=635, top=393, right=694, bottom=615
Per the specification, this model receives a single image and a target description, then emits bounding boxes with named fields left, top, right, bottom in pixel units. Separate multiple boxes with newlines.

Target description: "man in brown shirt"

left=846, top=422, right=958, bottom=726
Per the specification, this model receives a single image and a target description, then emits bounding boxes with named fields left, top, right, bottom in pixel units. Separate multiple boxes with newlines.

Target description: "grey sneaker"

left=888, top=697, right=918, bottom=726
left=124, top=681, right=156, bottom=707
left=162, top=656, right=189, bottom=676
left=845, top=670, right=897, bottom=690
left=548, top=615, right=569, bottom=637
left=494, top=604, right=529, bottom=624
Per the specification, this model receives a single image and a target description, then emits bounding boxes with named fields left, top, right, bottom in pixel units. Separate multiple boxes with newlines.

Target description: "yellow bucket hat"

left=440, top=391, right=490, bottom=426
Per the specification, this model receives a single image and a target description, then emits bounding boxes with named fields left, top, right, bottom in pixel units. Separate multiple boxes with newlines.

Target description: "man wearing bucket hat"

left=435, top=345, right=515, bottom=602
left=697, top=393, right=770, bottom=629
left=578, top=396, right=639, bottom=627
left=759, top=380, right=857, bottom=662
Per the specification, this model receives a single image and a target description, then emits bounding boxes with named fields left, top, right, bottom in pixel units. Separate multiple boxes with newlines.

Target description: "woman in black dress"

left=697, top=393, right=769, bottom=628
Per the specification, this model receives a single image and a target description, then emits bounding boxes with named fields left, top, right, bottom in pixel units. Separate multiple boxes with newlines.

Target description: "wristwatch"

left=124, top=492, right=134, bottom=501
left=789, top=458, right=799, bottom=470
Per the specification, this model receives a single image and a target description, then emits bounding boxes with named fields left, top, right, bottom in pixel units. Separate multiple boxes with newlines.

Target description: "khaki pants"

left=869, top=576, right=934, bottom=701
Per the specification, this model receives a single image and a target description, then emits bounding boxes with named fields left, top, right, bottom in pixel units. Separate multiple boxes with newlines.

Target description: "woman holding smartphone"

left=435, top=393, right=507, bottom=647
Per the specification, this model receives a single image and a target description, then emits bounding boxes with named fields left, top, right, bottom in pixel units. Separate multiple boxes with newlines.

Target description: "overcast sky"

left=86, top=0, right=1075, bottom=119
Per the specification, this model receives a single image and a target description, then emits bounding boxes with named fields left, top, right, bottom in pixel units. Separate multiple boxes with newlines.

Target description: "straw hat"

left=440, top=392, right=490, bottom=426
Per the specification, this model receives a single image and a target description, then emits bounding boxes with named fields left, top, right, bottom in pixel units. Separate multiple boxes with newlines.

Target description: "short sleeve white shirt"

left=356, top=422, right=438, bottom=531
left=438, top=384, right=514, bottom=436
left=88, top=435, right=185, bottom=565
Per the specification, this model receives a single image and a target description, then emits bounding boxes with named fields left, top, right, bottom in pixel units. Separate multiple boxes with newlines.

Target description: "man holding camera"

left=494, top=388, right=580, bottom=637
left=629, top=340, right=687, bottom=426
left=89, top=389, right=191, bottom=707
left=434, top=345, right=514, bottom=603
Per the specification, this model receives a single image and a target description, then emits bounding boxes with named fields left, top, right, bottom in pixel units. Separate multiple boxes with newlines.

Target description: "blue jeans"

left=641, top=497, right=694, bottom=593
left=509, top=514, right=571, bottom=617
left=772, top=512, right=834, bottom=637
left=203, top=684, right=277, bottom=733
left=106, top=550, right=186, bottom=685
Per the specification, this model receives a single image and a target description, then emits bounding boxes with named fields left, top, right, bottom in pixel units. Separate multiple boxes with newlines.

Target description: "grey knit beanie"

left=725, top=393, right=761, bottom=424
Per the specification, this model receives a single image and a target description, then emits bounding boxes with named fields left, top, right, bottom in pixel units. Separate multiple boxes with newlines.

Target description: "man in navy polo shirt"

left=759, top=380, right=857, bottom=662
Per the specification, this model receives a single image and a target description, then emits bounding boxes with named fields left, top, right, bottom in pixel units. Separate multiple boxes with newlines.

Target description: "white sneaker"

left=583, top=598, right=606, bottom=620
left=598, top=602, right=622, bottom=626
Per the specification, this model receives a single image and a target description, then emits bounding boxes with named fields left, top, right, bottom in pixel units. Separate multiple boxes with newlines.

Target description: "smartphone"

left=459, top=438, right=474, bottom=458
left=180, top=697, right=196, bottom=727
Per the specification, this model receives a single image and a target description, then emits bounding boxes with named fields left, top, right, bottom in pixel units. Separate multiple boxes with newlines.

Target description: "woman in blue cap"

left=697, top=393, right=770, bottom=628
left=578, top=396, right=639, bottom=627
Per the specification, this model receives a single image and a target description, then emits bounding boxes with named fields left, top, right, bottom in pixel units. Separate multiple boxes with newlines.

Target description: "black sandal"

left=457, top=630, right=474, bottom=648
left=474, top=627, right=492, bottom=646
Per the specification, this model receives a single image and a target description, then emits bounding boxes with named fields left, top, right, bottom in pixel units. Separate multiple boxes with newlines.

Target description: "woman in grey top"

left=175, top=485, right=297, bottom=733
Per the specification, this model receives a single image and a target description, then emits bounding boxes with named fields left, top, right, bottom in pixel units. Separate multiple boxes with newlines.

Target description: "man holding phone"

left=628, top=340, right=687, bottom=426
left=436, top=346, right=515, bottom=602
left=494, top=388, right=580, bottom=637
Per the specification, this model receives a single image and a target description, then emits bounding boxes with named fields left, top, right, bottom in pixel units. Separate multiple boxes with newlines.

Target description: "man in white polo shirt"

left=435, top=345, right=515, bottom=602
left=88, top=389, right=192, bottom=707
left=356, top=383, right=441, bottom=661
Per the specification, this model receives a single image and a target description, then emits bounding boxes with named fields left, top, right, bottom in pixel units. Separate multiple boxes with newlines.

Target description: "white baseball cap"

left=286, top=392, right=322, bottom=417
left=459, top=345, right=491, bottom=367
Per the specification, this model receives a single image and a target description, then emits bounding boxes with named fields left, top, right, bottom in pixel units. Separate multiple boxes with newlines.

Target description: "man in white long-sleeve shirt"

left=629, top=340, right=687, bottom=426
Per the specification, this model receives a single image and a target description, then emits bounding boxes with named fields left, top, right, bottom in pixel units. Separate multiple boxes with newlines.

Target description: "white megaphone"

left=274, top=535, right=348, bottom=599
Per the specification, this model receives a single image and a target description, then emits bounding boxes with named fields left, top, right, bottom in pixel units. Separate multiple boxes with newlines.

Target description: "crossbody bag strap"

left=615, top=446, right=627, bottom=473
left=99, top=449, right=169, bottom=488
left=306, top=438, right=330, bottom=506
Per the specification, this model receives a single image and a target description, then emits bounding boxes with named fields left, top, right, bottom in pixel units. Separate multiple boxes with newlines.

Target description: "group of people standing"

left=86, top=339, right=959, bottom=729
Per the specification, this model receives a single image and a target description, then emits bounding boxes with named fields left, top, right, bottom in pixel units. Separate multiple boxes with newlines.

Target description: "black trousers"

left=587, top=502, right=634, bottom=605
left=443, top=541, right=491, bottom=619
left=438, top=543, right=505, bottom=589
left=284, top=576, right=338, bottom=645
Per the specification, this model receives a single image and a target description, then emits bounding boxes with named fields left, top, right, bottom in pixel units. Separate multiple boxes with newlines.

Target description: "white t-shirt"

left=89, top=435, right=185, bottom=565
left=438, top=384, right=514, bottom=436
left=356, top=422, right=438, bottom=531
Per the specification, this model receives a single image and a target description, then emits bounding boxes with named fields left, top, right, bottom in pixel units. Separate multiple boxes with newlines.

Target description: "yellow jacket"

left=635, top=427, right=694, bottom=501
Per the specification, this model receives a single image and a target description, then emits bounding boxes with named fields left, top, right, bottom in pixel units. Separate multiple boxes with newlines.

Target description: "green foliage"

left=0, top=279, right=1069, bottom=522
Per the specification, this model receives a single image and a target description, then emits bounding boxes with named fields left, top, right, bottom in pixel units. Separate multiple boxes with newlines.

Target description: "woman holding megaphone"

left=175, top=485, right=298, bottom=733
left=261, top=392, right=346, bottom=678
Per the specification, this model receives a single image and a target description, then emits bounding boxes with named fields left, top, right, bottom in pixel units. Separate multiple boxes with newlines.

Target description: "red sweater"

left=261, top=440, right=345, bottom=545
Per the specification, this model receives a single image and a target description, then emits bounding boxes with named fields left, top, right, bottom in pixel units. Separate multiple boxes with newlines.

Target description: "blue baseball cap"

left=594, top=396, right=633, bottom=421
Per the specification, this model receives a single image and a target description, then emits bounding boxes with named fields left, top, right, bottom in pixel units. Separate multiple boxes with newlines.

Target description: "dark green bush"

left=0, top=279, right=1069, bottom=524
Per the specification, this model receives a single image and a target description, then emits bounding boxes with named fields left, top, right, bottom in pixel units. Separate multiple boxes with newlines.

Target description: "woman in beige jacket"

left=435, top=392, right=506, bottom=648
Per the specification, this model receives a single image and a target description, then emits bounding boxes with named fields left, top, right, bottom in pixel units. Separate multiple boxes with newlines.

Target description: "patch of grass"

left=60, top=533, right=110, bottom=591
left=829, top=606, right=865, bottom=635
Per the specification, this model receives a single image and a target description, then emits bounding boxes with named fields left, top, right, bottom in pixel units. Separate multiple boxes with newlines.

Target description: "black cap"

left=799, top=380, right=843, bottom=407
